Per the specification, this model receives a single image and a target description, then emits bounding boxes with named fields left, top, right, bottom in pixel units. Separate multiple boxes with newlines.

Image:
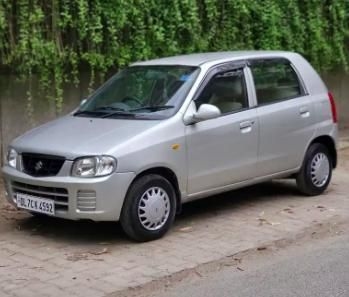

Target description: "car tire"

left=120, top=174, right=177, bottom=242
left=296, top=143, right=332, bottom=196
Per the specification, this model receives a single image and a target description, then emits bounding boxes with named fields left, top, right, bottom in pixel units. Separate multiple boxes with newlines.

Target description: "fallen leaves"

left=282, top=208, right=294, bottom=214
left=257, top=212, right=281, bottom=226
left=194, top=270, right=203, bottom=277
left=66, top=247, right=109, bottom=261
left=178, top=226, right=193, bottom=232
left=1, top=204, right=17, bottom=212
left=88, top=247, right=108, bottom=256
left=66, top=253, right=89, bottom=262
left=223, top=257, right=242, bottom=267
left=314, top=205, right=335, bottom=212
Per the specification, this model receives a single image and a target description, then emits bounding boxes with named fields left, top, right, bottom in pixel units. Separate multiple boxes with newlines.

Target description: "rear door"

left=249, top=58, right=315, bottom=176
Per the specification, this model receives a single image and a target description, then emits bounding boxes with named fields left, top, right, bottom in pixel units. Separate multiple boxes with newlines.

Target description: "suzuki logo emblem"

left=34, top=161, right=43, bottom=171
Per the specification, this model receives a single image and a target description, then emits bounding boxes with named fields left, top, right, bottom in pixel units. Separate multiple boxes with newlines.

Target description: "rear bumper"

left=2, top=165, right=135, bottom=221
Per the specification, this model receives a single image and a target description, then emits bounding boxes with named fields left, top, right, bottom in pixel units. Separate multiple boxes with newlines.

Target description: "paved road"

left=148, top=231, right=349, bottom=297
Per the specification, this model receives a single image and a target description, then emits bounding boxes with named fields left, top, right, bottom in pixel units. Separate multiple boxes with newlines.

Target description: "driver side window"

left=196, top=69, right=248, bottom=114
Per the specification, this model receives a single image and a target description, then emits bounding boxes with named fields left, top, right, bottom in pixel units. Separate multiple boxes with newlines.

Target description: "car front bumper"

left=2, top=165, right=135, bottom=221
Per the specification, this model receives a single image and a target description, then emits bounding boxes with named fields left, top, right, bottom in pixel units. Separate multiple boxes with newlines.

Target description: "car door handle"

left=299, top=107, right=310, bottom=118
left=239, top=120, right=254, bottom=133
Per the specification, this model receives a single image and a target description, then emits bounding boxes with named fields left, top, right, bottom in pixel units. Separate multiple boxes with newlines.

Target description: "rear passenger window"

left=250, top=60, right=304, bottom=105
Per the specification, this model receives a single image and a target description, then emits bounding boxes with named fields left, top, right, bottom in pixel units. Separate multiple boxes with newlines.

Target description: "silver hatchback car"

left=2, top=51, right=338, bottom=241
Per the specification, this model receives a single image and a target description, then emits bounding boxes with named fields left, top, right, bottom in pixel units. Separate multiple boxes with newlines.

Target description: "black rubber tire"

left=120, top=174, right=177, bottom=242
left=296, top=143, right=332, bottom=196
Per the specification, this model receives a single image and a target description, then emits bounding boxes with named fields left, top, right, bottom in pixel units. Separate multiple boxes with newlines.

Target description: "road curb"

left=107, top=217, right=349, bottom=297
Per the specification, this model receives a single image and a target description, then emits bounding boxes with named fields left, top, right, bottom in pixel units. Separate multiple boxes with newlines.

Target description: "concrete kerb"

left=106, top=218, right=349, bottom=297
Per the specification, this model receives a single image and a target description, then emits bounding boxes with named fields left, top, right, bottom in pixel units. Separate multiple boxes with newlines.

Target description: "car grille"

left=11, top=181, right=69, bottom=211
left=22, top=153, right=65, bottom=177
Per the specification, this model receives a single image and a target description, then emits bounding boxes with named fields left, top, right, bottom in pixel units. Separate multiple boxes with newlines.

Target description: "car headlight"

left=6, top=148, right=18, bottom=168
left=72, top=156, right=116, bottom=177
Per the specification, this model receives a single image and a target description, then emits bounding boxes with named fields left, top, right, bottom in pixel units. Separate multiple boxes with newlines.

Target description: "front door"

left=185, top=66, right=259, bottom=195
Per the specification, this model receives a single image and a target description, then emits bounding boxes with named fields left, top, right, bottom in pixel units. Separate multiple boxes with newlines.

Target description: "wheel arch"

left=129, top=167, right=182, bottom=214
left=309, top=135, right=337, bottom=168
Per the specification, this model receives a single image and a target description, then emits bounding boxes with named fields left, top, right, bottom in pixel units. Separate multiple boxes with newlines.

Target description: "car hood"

left=12, top=115, right=161, bottom=159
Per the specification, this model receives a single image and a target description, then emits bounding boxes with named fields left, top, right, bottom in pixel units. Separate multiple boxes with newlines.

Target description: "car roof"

left=131, top=51, right=295, bottom=67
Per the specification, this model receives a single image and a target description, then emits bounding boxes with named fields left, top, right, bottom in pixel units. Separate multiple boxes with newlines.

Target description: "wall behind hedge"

left=0, top=0, right=348, bottom=109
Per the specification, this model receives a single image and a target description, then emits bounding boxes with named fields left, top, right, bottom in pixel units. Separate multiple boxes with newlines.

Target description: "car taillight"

left=328, top=92, right=337, bottom=123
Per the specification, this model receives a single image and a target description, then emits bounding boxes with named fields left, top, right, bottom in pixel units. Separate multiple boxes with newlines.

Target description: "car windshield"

left=75, top=65, right=200, bottom=119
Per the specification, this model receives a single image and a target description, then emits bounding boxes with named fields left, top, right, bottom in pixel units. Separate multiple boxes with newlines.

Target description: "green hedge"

left=0, top=0, right=348, bottom=109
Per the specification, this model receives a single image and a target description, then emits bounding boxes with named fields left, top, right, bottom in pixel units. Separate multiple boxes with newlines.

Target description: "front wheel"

left=296, top=143, right=332, bottom=196
left=120, top=174, right=177, bottom=242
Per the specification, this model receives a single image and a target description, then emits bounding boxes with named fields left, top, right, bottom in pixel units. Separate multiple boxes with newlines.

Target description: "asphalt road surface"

left=148, top=231, right=349, bottom=297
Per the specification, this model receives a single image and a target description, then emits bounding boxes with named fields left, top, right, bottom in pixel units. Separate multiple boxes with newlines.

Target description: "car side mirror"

left=191, top=104, right=221, bottom=123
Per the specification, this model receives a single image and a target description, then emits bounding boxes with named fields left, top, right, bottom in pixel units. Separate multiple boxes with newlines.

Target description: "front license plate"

left=16, top=193, right=55, bottom=215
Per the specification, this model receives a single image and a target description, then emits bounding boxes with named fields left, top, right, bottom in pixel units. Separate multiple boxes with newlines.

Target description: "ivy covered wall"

left=0, top=0, right=348, bottom=108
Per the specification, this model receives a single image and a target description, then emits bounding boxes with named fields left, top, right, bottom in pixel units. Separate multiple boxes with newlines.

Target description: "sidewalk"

left=0, top=145, right=348, bottom=297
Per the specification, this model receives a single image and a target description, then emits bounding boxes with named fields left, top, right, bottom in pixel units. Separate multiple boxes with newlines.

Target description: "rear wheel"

left=296, top=143, right=332, bottom=196
left=120, top=174, right=176, bottom=242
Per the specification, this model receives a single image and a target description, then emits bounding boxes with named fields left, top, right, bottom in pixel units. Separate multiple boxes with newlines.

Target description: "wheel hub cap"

left=138, top=187, right=170, bottom=231
left=311, top=152, right=330, bottom=187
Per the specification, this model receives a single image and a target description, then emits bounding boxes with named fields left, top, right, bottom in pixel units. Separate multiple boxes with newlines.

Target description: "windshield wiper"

left=75, top=105, right=172, bottom=118
left=74, top=106, right=131, bottom=118
left=95, top=106, right=126, bottom=112
left=130, top=105, right=175, bottom=112
left=101, top=111, right=137, bottom=119
left=74, top=110, right=105, bottom=116
left=74, top=109, right=135, bottom=119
